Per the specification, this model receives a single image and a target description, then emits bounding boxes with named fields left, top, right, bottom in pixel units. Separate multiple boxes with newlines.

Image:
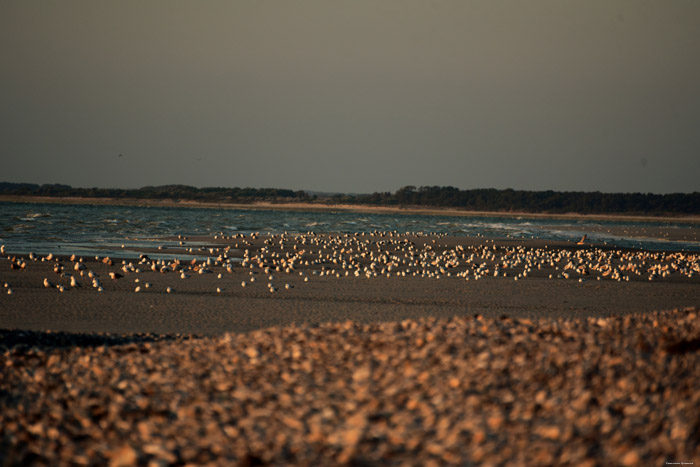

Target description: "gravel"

left=2, top=307, right=699, bottom=466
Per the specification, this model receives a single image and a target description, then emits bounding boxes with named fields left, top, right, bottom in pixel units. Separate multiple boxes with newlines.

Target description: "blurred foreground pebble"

left=1, top=307, right=699, bottom=465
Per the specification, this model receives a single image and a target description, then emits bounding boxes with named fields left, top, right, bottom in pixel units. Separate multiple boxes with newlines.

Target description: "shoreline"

left=2, top=194, right=699, bottom=224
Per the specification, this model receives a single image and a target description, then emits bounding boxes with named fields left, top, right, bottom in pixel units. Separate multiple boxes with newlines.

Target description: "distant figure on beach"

left=577, top=234, right=587, bottom=245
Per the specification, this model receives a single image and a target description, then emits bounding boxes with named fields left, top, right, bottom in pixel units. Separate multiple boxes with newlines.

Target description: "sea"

left=1, top=201, right=698, bottom=260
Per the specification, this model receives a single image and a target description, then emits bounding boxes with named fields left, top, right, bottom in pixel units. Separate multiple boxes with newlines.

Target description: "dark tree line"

left=1, top=182, right=698, bottom=216
left=0, top=183, right=309, bottom=203
left=331, top=186, right=700, bottom=216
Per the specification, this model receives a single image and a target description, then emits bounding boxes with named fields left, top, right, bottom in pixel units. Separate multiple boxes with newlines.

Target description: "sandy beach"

left=2, top=233, right=700, bottom=465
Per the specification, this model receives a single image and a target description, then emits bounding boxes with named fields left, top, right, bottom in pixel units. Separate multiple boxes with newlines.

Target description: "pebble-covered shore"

left=2, top=307, right=699, bottom=466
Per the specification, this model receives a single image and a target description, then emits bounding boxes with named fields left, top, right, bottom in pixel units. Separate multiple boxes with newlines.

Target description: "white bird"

left=43, top=278, right=53, bottom=288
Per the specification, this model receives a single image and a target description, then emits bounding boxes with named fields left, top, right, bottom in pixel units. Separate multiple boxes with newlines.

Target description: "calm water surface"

left=1, top=202, right=698, bottom=258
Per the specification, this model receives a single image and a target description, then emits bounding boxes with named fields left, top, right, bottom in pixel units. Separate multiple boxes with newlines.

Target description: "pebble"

left=2, top=307, right=699, bottom=465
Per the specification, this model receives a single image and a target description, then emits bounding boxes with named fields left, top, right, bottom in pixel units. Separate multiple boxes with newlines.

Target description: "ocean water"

left=1, top=201, right=698, bottom=258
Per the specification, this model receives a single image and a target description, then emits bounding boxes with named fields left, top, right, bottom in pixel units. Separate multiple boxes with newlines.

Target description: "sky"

left=2, top=1, right=699, bottom=194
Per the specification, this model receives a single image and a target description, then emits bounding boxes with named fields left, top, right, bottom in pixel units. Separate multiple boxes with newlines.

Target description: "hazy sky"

left=2, top=1, right=699, bottom=194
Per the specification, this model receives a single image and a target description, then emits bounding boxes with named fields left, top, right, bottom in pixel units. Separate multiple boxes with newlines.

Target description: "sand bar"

left=2, top=194, right=700, bottom=224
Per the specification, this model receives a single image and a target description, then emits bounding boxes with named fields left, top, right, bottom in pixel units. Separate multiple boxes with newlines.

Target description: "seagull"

left=577, top=234, right=587, bottom=245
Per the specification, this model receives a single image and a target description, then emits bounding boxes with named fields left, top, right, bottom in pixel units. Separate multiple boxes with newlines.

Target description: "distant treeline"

left=0, top=182, right=309, bottom=203
left=337, top=186, right=700, bottom=216
left=1, top=182, right=698, bottom=216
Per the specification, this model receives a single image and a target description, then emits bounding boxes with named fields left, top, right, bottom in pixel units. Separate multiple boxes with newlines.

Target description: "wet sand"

left=1, top=261, right=699, bottom=336
left=538, top=223, right=700, bottom=244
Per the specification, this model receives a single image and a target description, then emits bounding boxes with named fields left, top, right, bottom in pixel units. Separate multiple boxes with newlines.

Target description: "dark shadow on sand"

left=0, top=329, right=200, bottom=351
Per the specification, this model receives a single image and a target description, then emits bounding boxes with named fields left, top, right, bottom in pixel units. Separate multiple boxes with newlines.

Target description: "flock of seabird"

left=1, top=231, right=699, bottom=296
